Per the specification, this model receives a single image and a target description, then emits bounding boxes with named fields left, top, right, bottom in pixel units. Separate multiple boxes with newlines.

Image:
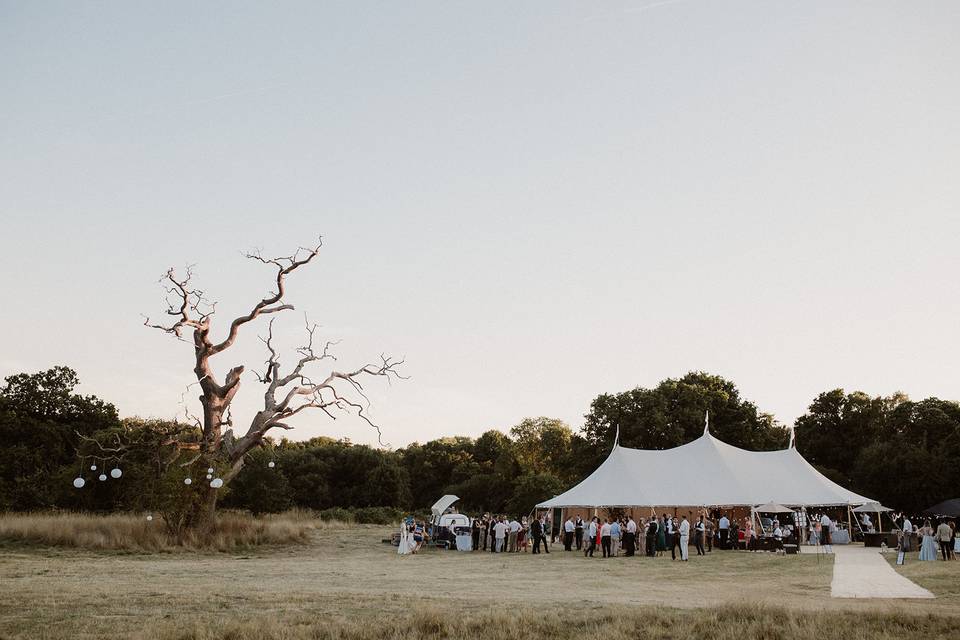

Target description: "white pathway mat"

left=830, top=545, right=934, bottom=599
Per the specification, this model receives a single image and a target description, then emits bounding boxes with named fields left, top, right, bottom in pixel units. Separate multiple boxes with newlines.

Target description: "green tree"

left=582, top=372, right=788, bottom=473
left=0, top=367, right=119, bottom=511
left=506, top=473, right=565, bottom=516
left=509, top=417, right=573, bottom=479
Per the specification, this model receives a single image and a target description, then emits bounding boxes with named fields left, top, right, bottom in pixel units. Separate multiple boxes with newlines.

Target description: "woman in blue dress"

left=918, top=520, right=938, bottom=561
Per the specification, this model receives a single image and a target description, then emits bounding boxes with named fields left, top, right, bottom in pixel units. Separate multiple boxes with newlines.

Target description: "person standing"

left=600, top=518, right=613, bottom=558
left=937, top=519, right=953, bottom=561
left=657, top=515, right=667, bottom=556
left=508, top=518, right=520, bottom=552
left=704, top=515, right=714, bottom=552
left=636, top=518, right=647, bottom=557
left=610, top=518, right=622, bottom=557
left=901, top=515, right=913, bottom=553
left=624, top=516, right=637, bottom=557
left=493, top=517, right=507, bottom=553
left=585, top=517, right=598, bottom=557
left=645, top=517, right=658, bottom=557
left=531, top=515, right=544, bottom=554
left=919, top=520, right=938, bottom=561
left=575, top=516, right=584, bottom=550
left=950, top=520, right=957, bottom=560
left=667, top=517, right=677, bottom=560
left=472, top=516, right=481, bottom=551
left=488, top=517, right=497, bottom=553
left=694, top=515, right=706, bottom=556
left=718, top=513, right=730, bottom=550
left=820, top=513, right=833, bottom=554
left=678, top=515, right=690, bottom=561
left=564, top=517, right=575, bottom=551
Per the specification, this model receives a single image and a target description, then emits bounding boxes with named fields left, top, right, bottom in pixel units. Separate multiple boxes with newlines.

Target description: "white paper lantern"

left=207, top=467, right=214, bottom=474
left=98, top=474, right=107, bottom=481
left=146, top=514, right=153, bottom=521
left=268, top=461, right=275, bottom=468
left=206, top=474, right=212, bottom=480
left=184, top=477, right=192, bottom=485
left=210, top=478, right=224, bottom=489
left=110, top=468, right=122, bottom=479
left=90, top=464, right=97, bottom=471
left=73, top=477, right=85, bottom=489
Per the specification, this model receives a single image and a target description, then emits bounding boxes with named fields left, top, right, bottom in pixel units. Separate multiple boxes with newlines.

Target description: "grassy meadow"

left=0, top=519, right=958, bottom=639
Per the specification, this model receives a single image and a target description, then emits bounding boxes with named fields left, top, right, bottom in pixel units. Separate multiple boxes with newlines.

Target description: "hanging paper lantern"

left=207, top=467, right=214, bottom=474
left=98, top=474, right=107, bottom=481
left=268, top=461, right=275, bottom=468
left=73, top=477, right=85, bottom=489
left=184, top=477, right=192, bottom=485
left=146, top=514, right=153, bottom=521
left=110, top=468, right=122, bottom=479
left=90, top=464, right=97, bottom=471
left=210, top=478, right=224, bottom=489
left=206, top=474, right=212, bottom=480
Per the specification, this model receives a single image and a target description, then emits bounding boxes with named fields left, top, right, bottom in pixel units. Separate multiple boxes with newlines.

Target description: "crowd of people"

left=463, top=511, right=800, bottom=559
left=404, top=509, right=959, bottom=561
left=896, top=514, right=957, bottom=561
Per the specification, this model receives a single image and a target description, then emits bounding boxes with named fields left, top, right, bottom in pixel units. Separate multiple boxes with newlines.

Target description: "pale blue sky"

left=1, top=1, right=958, bottom=446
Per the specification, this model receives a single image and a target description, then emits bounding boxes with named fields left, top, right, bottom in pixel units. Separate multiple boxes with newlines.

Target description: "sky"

left=1, top=1, right=958, bottom=448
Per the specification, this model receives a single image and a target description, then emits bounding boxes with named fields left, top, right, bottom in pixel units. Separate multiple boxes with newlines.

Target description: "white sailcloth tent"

left=537, top=430, right=872, bottom=509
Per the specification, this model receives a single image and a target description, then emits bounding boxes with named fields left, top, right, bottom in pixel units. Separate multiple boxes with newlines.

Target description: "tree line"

left=1, top=367, right=957, bottom=517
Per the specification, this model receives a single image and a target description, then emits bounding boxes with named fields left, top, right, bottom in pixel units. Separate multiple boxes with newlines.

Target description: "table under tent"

left=536, top=425, right=875, bottom=547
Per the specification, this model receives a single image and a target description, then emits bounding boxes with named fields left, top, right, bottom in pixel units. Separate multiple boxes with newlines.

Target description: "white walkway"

left=830, top=544, right=934, bottom=599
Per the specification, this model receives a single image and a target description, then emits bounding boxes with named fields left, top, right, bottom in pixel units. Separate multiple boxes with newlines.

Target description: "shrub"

left=353, top=506, right=403, bottom=524
left=0, top=510, right=315, bottom=552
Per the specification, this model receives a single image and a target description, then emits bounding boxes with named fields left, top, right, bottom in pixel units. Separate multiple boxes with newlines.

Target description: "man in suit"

left=575, top=516, right=584, bottom=550
left=645, top=517, right=659, bottom=557
left=531, top=516, right=544, bottom=554
left=937, top=519, right=953, bottom=561
left=624, top=516, right=637, bottom=557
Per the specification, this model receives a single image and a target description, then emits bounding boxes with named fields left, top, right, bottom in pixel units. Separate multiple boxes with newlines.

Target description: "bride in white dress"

left=397, top=522, right=417, bottom=555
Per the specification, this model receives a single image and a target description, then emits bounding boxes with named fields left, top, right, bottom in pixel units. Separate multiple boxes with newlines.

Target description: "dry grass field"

left=1, top=523, right=958, bottom=639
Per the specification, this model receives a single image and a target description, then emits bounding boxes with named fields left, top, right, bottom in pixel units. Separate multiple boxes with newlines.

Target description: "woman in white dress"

left=918, top=520, right=938, bottom=561
left=398, top=521, right=410, bottom=555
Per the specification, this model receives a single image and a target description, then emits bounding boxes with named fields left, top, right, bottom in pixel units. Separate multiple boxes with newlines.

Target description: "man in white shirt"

left=508, top=519, right=520, bottom=552
left=493, top=518, right=507, bottom=553
left=563, top=517, right=575, bottom=551
left=820, top=514, right=833, bottom=553
left=719, top=514, right=730, bottom=549
left=585, top=517, right=598, bottom=557
left=678, top=515, right=690, bottom=561
left=600, top=519, right=613, bottom=558
left=901, top=515, right=913, bottom=552
left=624, top=517, right=638, bottom=556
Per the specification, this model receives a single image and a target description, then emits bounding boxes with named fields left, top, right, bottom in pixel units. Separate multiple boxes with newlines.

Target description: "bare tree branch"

left=207, top=239, right=323, bottom=356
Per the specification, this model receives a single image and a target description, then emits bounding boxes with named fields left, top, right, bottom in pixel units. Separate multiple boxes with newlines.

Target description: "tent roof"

left=853, top=501, right=893, bottom=513
left=922, top=498, right=960, bottom=517
left=754, top=502, right=795, bottom=514
left=537, top=431, right=873, bottom=509
left=430, top=494, right=459, bottom=517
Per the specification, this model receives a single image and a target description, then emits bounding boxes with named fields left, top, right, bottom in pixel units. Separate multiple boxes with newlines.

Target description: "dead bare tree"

left=143, top=239, right=403, bottom=526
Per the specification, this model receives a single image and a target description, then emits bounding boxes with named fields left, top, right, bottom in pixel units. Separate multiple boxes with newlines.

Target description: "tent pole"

left=846, top=505, right=853, bottom=543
